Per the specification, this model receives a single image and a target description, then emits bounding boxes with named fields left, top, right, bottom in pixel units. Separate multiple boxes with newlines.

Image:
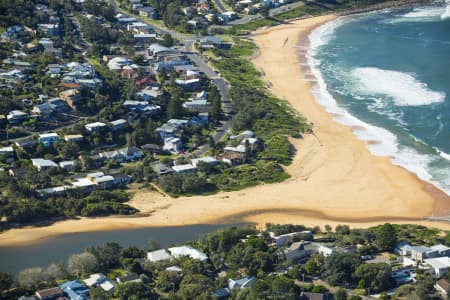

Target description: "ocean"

left=308, top=1, right=450, bottom=196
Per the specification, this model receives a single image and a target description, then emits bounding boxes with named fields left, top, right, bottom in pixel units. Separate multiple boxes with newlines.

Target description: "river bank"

left=0, top=14, right=449, bottom=249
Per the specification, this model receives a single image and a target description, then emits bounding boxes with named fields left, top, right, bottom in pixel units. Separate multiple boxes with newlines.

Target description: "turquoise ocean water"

left=308, top=1, right=450, bottom=195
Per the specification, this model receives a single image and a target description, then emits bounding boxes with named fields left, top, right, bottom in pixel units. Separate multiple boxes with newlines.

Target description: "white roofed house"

left=7, top=110, right=29, bottom=124
left=59, top=160, right=75, bottom=171
left=425, top=257, right=450, bottom=278
left=172, top=164, right=197, bottom=174
left=190, top=156, right=218, bottom=168
left=168, top=245, right=208, bottom=261
left=110, top=119, right=128, bottom=131
left=84, top=273, right=115, bottom=292
left=147, top=43, right=177, bottom=60
left=147, top=249, right=171, bottom=262
left=31, top=158, right=58, bottom=171
left=318, top=245, right=335, bottom=257
left=0, top=146, right=14, bottom=163
left=85, top=122, right=107, bottom=132
left=163, top=137, right=183, bottom=154
left=39, top=132, right=59, bottom=147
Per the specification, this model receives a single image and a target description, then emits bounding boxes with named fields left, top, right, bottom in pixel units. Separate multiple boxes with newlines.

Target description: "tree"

left=86, top=242, right=122, bottom=270
left=114, top=282, right=153, bottom=300
left=335, top=288, right=347, bottom=300
left=260, top=6, right=270, bottom=18
left=17, top=267, right=45, bottom=290
left=161, top=33, right=174, bottom=47
left=0, top=272, right=13, bottom=294
left=156, top=270, right=179, bottom=292
left=179, top=273, right=212, bottom=299
left=375, top=223, right=397, bottom=252
left=354, top=263, right=393, bottom=293
left=68, top=252, right=98, bottom=277
left=323, top=253, right=361, bottom=286
left=324, top=224, right=332, bottom=233
left=90, top=287, right=111, bottom=300
left=305, top=254, right=323, bottom=275
left=166, top=97, right=183, bottom=119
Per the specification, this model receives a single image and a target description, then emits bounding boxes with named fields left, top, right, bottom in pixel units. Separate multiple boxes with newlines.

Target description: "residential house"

left=107, top=56, right=131, bottom=71
left=127, top=22, right=153, bottom=34
left=183, top=99, right=210, bottom=112
left=31, top=158, right=58, bottom=171
left=113, top=174, right=132, bottom=186
left=222, top=152, right=244, bottom=166
left=110, top=119, right=128, bottom=131
left=411, top=246, right=431, bottom=262
left=199, top=36, right=223, bottom=49
left=270, top=231, right=312, bottom=247
left=425, top=257, right=450, bottom=278
left=39, top=132, right=59, bottom=147
left=428, top=244, right=450, bottom=258
left=122, top=100, right=161, bottom=115
left=35, top=287, right=64, bottom=300
left=100, top=146, right=142, bottom=162
left=0, top=69, right=28, bottom=84
left=32, top=103, right=52, bottom=118
left=36, top=185, right=70, bottom=197
left=395, top=242, right=413, bottom=256
left=59, top=161, right=75, bottom=171
left=318, top=245, right=335, bottom=257
left=163, top=137, right=182, bottom=154
left=47, top=97, right=70, bottom=112
left=141, top=143, right=162, bottom=154
left=59, top=89, right=80, bottom=109
left=228, top=276, right=256, bottom=290
left=138, top=6, right=157, bottom=19
left=190, top=156, right=218, bottom=168
left=116, top=273, right=141, bottom=284
left=147, top=249, right=171, bottom=262
left=147, top=43, right=176, bottom=60
left=172, top=164, right=197, bottom=174
left=0, top=146, right=14, bottom=162
left=224, top=144, right=246, bottom=154
left=284, top=241, right=313, bottom=261
left=59, top=280, right=90, bottom=300
left=15, top=139, right=35, bottom=150
left=7, top=110, right=29, bottom=124
left=38, top=23, right=59, bottom=36
left=175, top=77, right=201, bottom=91
left=8, top=167, right=28, bottom=178
left=48, top=63, right=61, bottom=76
left=137, top=88, right=163, bottom=101
left=168, top=245, right=208, bottom=261
left=85, top=122, right=106, bottom=132
left=151, top=162, right=173, bottom=176
left=64, top=134, right=83, bottom=143
left=435, top=278, right=450, bottom=296
left=84, top=273, right=115, bottom=292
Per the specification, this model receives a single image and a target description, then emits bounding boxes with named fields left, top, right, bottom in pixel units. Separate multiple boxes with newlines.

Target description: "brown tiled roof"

left=35, top=287, right=63, bottom=299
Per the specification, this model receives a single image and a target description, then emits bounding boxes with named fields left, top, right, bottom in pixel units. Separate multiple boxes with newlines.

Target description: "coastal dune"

left=1, top=15, right=449, bottom=247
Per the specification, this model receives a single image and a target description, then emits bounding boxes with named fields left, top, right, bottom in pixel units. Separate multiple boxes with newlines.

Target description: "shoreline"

left=1, top=14, right=450, bottom=248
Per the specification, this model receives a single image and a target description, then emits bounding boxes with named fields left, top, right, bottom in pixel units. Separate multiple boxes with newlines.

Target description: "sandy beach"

left=1, top=15, right=450, bottom=248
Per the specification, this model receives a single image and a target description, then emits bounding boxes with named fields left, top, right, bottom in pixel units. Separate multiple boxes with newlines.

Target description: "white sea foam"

left=384, top=6, right=446, bottom=23
left=441, top=2, right=450, bottom=19
left=351, top=67, right=446, bottom=106
left=307, top=19, right=450, bottom=195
